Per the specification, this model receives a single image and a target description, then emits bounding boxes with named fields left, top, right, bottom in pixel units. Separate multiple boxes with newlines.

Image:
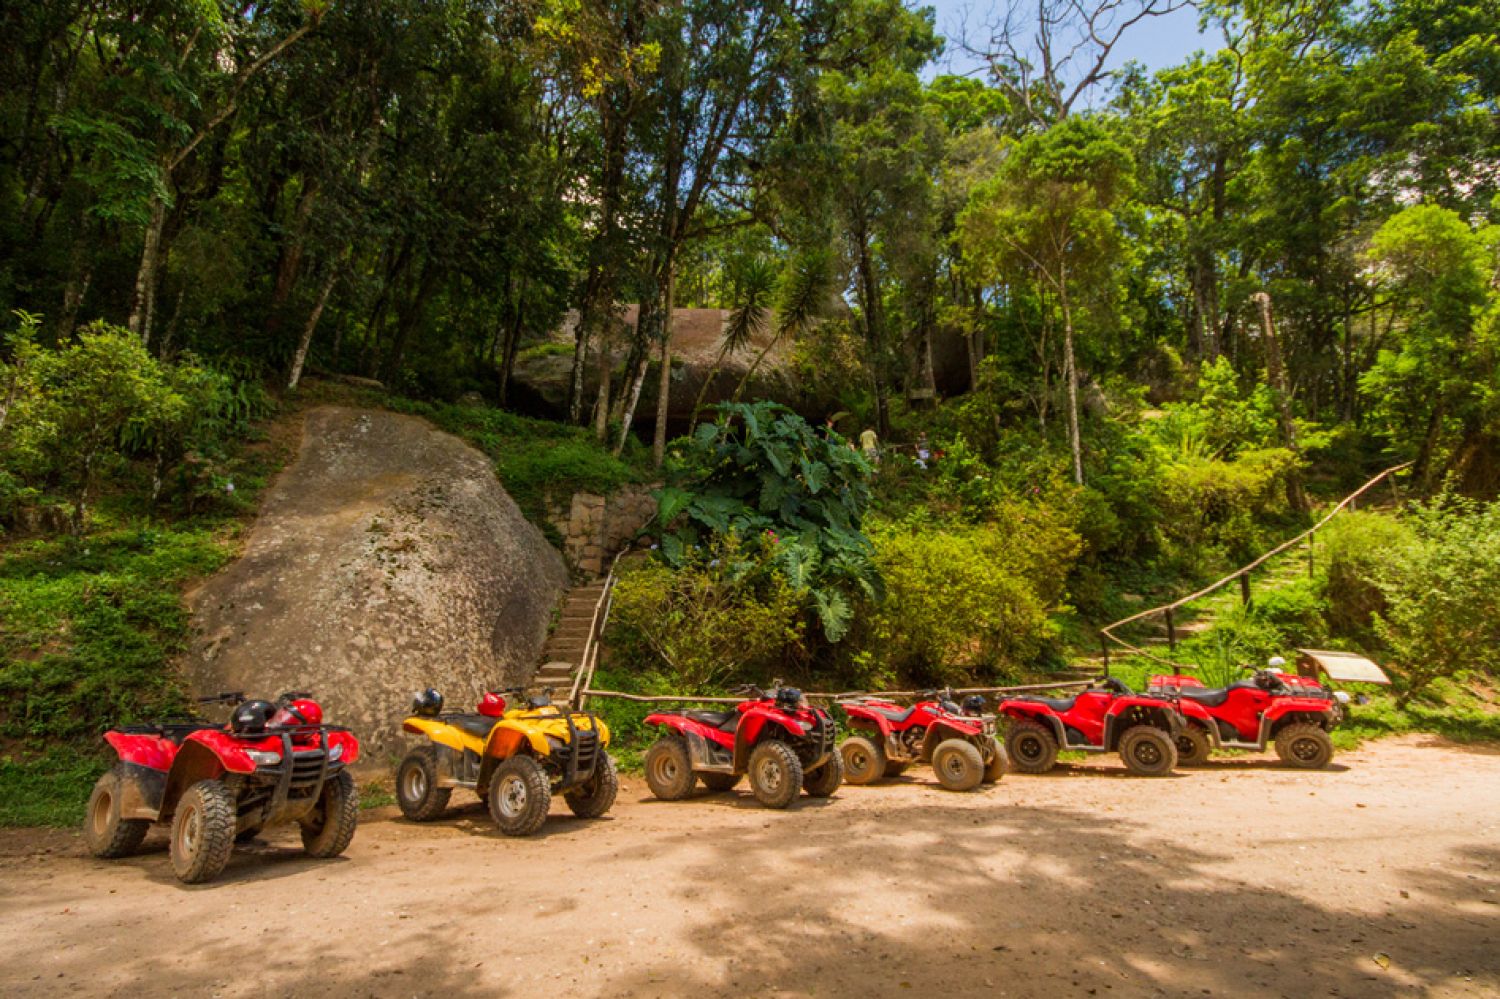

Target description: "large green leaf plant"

left=653, top=401, right=882, bottom=641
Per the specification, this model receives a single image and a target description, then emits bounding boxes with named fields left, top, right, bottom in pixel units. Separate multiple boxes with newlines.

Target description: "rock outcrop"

left=184, top=406, right=568, bottom=758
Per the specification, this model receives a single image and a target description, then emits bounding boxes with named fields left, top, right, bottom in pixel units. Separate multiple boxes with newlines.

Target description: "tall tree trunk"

left=267, top=179, right=319, bottom=337
left=288, top=263, right=339, bottom=390
left=1252, top=291, right=1309, bottom=512
left=854, top=227, right=888, bottom=436
left=498, top=282, right=528, bottom=406
left=614, top=284, right=662, bottom=456
left=1058, top=271, right=1083, bottom=487
left=593, top=338, right=613, bottom=442
left=128, top=195, right=167, bottom=342
left=652, top=267, right=677, bottom=467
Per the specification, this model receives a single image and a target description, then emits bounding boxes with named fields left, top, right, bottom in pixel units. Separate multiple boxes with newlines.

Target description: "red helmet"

left=271, top=697, right=323, bottom=728
left=478, top=692, right=507, bottom=717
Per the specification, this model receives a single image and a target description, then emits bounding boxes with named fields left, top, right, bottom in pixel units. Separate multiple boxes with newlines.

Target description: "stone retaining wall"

left=547, top=484, right=658, bottom=576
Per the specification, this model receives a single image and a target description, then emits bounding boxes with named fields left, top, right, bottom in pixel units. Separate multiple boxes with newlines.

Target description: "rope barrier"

left=580, top=679, right=1093, bottom=706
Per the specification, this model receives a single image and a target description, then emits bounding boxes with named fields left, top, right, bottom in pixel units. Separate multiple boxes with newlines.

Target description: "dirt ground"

left=2, top=735, right=1496, bottom=998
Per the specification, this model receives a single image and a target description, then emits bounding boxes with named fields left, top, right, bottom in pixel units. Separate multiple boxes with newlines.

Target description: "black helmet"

left=412, top=688, right=444, bottom=717
left=962, top=694, right=986, bottom=716
left=775, top=686, right=803, bottom=713
left=231, top=699, right=274, bottom=734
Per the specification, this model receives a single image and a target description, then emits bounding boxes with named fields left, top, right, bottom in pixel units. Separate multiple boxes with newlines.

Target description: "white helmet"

left=1267, top=655, right=1286, bottom=672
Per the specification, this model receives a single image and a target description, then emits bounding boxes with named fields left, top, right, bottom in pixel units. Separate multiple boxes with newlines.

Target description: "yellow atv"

left=396, top=686, right=616, bottom=836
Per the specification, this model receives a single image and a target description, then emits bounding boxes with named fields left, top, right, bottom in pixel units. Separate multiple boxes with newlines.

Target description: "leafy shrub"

left=853, top=514, right=1080, bottom=686
left=1317, top=511, right=1414, bottom=642
left=1156, top=447, right=1300, bottom=567
left=606, top=538, right=806, bottom=689
left=1373, top=497, right=1500, bottom=705
left=655, top=401, right=877, bottom=640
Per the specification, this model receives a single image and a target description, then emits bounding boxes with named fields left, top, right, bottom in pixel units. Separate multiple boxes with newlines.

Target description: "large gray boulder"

left=184, top=406, right=568, bottom=759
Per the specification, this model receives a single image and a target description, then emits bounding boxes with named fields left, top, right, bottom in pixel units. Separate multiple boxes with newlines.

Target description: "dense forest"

left=3, top=0, right=1500, bottom=805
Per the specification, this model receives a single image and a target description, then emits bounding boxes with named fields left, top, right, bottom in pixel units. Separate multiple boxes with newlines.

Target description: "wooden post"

left=1164, top=607, right=1177, bottom=651
left=1239, top=571, right=1252, bottom=606
left=1307, top=536, right=1315, bottom=576
left=1101, top=637, right=1110, bottom=674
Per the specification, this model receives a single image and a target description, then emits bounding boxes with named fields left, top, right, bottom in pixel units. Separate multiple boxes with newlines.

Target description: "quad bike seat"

left=685, top=710, right=739, bottom=731
left=1018, top=695, right=1078, bottom=713
left=122, top=722, right=219, bottom=744
left=863, top=705, right=919, bottom=725
left=441, top=713, right=500, bottom=740
left=1176, top=680, right=1260, bottom=709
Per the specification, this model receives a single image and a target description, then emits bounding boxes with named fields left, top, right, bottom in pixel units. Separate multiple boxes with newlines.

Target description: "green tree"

left=961, top=115, right=1136, bottom=485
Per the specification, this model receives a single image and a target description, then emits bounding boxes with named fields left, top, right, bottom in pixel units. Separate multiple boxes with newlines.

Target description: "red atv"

left=643, top=683, right=841, bottom=808
left=84, top=691, right=361, bottom=883
left=839, top=689, right=1006, bottom=791
left=996, top=676, right=1183, bottom=776
left=1146, top=666, right=1344, bottom=768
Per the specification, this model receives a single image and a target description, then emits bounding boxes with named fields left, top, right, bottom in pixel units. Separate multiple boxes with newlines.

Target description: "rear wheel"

left=170, top=780, right=236, bottom=884
left=839, top=735, right=886, bottom=785
left=1275, top=723, right=1334, bottom=769
left=564, top=754, right=619, bottom=818
left=802, top=751, right=843, bottom=798
left=983, top=736, right=1008, bottom=783
left=301, top=770, right=359, bottom=858
left=487, top=756, right=551, bottom=836
left=1119, top=726, right=1178, bottom=777
left=1175, top=725, right=1213, bottom=766
left=748, top=741, right=803, bottom=809
left=1004, top=720, right=1059, bottom=774
left=932, top=739, right=985, bottom=792
left=699, top=772, right=741, bottom=793
left=643, top=736, right=696, bottom=800
left=83, top=765, right=150, bottom=859
left=395, top=746, right=451, bottom=821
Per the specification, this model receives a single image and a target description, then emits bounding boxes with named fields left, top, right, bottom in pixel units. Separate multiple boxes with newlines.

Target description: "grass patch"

left=387, top=399, right=653, bottom=527
left=0, top=748, right=106, bottom=827
left=0, top=417, right=292, bottom=827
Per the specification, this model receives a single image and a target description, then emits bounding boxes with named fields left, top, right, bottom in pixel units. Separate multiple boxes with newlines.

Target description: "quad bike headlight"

left=245, top=750, right=282, bottom=766
left=327, top=743, right=343, bottom=761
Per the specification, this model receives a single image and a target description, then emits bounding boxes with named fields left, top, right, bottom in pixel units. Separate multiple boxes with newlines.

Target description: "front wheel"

left=395, top=746, right=451, bottom=821
left=983, top=736, right=1008, bottom=783
left=839, top=735, right=886, bottom=785
left=748, top=741, right=803, bottom=809
left=564, top=754, right=619, bottom=818
left=487, top=756, right=552, bottom=836
left=1175, top=725, right=1213, bottom=766
left=932, top=739, right=985, bottom=792
left=83, top=765, right=150, bottom=859
left=1004, top=719, right=1059, bottom=774
left=1274, top=723, right=1334, bottom=769
left=301, top=770, right=359, bottom=858
left=1119, top=726, right=1178, bottom=777
left=802, top=752, right=843, bottom=798
left=170, top=780, right=237, bottom=884
left=644, top=736, right=696, bottom=800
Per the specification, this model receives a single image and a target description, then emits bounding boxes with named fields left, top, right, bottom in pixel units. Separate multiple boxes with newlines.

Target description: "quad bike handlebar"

left=1092, top=676, right=1131, bottom=695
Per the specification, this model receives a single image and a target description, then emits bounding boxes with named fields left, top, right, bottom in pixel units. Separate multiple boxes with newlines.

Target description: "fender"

left=1174, top=699, right=1219, bottom=741
left=646, top=713, right=729, bottom=745
left=103, top=731, right=175, bottom=772
left=733, top=715, right=807, bottom=773
left=484, top=720, right=549, bottom=758
left=1258, top=708, right=1328, bottom=746
left=919, top=718, right=984, bottom=759
left=1001, top=704, right=1067, bottom=747
left=402, top=716, right=487, bottom=754
left=1102, top=700, right=1181, bottom=751
left=159, top=739, right=236, bottom=819
left=841, top=704, right=895, bottom=740
left=325, top=729, right=361, bottom=766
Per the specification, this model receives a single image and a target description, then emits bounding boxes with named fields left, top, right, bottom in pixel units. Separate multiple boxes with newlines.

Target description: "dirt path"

left=2, top=736, right=1496, bottom=998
